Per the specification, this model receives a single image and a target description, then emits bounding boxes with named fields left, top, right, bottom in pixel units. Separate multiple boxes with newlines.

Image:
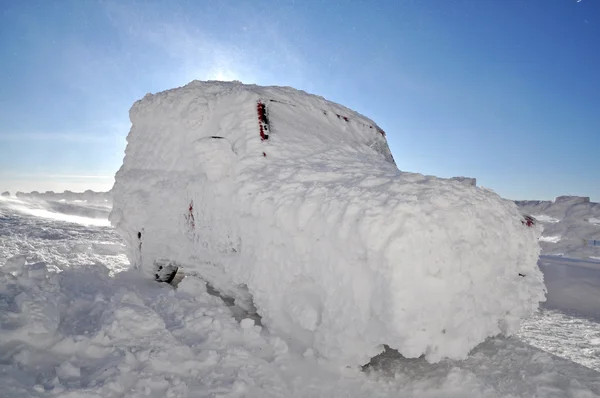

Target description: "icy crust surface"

left=110, top=80, right=545, bottom=366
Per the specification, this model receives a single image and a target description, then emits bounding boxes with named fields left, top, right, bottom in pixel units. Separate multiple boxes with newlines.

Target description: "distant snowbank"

left=110, top=81, right=545, bottom=366
left=0, top=196, right=111, bottom=226
left=14, top=189, right=112, bottom=205
left=531, top=214, right=560, bottom=223
left=516, top=196, right=600, bottom=259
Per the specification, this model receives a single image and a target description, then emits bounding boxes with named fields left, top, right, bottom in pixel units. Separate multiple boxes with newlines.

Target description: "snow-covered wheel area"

left=109, top=81, right=546, bottom=367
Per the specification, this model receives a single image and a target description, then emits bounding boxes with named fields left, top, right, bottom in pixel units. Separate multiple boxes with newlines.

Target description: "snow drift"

left=110, top=81, right=545, bottom=366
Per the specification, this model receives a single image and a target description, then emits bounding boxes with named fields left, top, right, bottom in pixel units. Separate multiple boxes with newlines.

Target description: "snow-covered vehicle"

left=109, top=81, right=545, bottom=366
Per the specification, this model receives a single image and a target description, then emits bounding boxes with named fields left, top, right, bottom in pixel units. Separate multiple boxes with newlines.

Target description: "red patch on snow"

left=257, top=102, right=269, bottom=141
left=522, top=215, right=535, bottom=227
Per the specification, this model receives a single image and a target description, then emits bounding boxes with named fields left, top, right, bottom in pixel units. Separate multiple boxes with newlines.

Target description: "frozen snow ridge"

left=110, top=80, right=545, bottom=366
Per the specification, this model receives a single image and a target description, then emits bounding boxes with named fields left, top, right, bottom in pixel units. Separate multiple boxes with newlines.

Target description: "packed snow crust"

left=110, top=81, right=545, bottom=366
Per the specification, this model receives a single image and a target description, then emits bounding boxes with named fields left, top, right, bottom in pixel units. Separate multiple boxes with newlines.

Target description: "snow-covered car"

left=109, top=81, right=545, bottom=366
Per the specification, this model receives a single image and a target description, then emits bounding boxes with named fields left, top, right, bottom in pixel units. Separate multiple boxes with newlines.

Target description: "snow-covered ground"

left=1, top=196, right=600, bottom=397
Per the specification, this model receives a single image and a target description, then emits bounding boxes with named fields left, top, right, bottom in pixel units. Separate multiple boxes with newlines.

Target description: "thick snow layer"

left=110, top=81, right=545, bottom=366
left=517, top=197, right=600, bottom=259
left=1, top=198, right=600, bottom=397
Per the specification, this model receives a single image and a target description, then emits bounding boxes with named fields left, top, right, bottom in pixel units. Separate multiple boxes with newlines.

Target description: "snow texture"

left=110, top=81, right=546, bottom=366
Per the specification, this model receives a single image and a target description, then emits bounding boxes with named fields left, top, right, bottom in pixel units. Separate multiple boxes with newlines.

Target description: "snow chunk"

left=555, top=196, right=590, bottom=205
left=449, top=176, right=476, bottom=186
left=539, top=236, right=561, bottom=243
left=240, top=318, right=255, bottom=329
left=110, top=81, right=545, bottom=366
left=3, top=254, right=26, bottom=272
left=56, top=361, right=81, bottom=380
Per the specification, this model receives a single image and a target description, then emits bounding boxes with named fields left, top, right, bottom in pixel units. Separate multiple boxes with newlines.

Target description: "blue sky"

left=0, top=0, right=598, bottom=200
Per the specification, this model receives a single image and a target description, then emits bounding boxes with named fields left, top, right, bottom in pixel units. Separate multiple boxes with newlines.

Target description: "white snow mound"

left=110, top=81, right=545, bottom=366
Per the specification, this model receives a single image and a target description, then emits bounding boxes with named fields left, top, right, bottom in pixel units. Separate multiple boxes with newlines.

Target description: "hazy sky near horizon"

left=1, top=0, right=598, bottom=201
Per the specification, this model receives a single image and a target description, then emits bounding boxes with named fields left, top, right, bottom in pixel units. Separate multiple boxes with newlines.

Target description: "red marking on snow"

left=263, top=152, right=267, bottom=157
left=335, top=113, right=350, bottom=122
left=257, top=102, right=269, bottom=141
left=186, top=200, right=195, bottom=230
left=522, top=215, right=535, bottom=227
left=259, top=124, right=267, bottom=141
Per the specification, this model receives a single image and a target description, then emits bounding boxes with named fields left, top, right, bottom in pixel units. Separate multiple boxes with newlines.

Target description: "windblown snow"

left=110, top=81, right=546, bottom=366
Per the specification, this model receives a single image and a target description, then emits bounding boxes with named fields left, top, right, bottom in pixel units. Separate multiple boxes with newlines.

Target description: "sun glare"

left=210, top=68, right=240, bottom=82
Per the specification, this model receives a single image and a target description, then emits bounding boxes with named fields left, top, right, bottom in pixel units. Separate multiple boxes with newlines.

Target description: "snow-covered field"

left=2, top=196, right=600, bottom=397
